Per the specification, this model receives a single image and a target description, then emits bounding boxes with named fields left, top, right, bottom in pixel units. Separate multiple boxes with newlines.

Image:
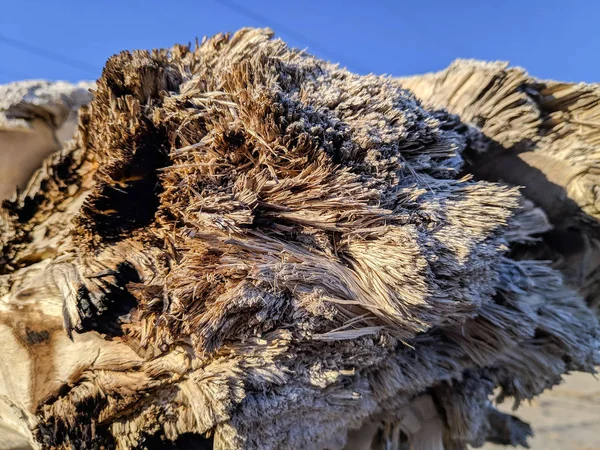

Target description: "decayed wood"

left=0, top=81, right=92, bottom=201
left=398, top=60, right=600, bottom=313
left=0, top=29, right=598, bottom=450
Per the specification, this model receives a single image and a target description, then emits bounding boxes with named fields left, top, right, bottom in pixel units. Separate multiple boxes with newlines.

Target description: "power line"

left=212, top=0, right=369, bottom=73
left=0, top=33, right=100, bottom=76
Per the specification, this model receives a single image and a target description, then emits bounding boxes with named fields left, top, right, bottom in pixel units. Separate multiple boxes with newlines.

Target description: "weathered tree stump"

left=0, top=29, right=598, bottom=450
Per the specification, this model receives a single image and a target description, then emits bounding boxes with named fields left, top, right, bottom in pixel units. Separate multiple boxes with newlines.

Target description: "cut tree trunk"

left=0, top=29, right=598, bottom=450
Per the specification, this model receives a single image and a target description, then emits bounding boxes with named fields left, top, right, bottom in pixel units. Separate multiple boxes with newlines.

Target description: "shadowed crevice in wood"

left=140, top=432, right=213, bottom=450
left=75, top=261, right=140, bottom=337
left=74, top=52, right=179, bottom=247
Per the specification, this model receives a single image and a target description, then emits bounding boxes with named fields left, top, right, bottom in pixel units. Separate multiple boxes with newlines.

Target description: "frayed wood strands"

left=0, top=28, right=598, bottom=450
left=397, top=60, right=600, bottom=315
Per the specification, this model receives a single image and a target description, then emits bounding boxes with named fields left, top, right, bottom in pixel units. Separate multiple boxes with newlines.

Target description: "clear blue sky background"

left=0, top=0, right=598, bottom=85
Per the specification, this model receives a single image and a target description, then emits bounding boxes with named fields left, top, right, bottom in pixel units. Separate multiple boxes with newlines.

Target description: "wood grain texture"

left=0, top=32, right=598, bottom=450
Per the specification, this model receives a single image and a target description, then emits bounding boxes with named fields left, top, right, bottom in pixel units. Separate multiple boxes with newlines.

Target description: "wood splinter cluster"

left=0, top=28, right=598, bottom=450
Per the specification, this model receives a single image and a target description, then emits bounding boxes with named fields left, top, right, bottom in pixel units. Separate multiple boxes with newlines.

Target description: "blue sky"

left=0, top=0, right=598, bottom=84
